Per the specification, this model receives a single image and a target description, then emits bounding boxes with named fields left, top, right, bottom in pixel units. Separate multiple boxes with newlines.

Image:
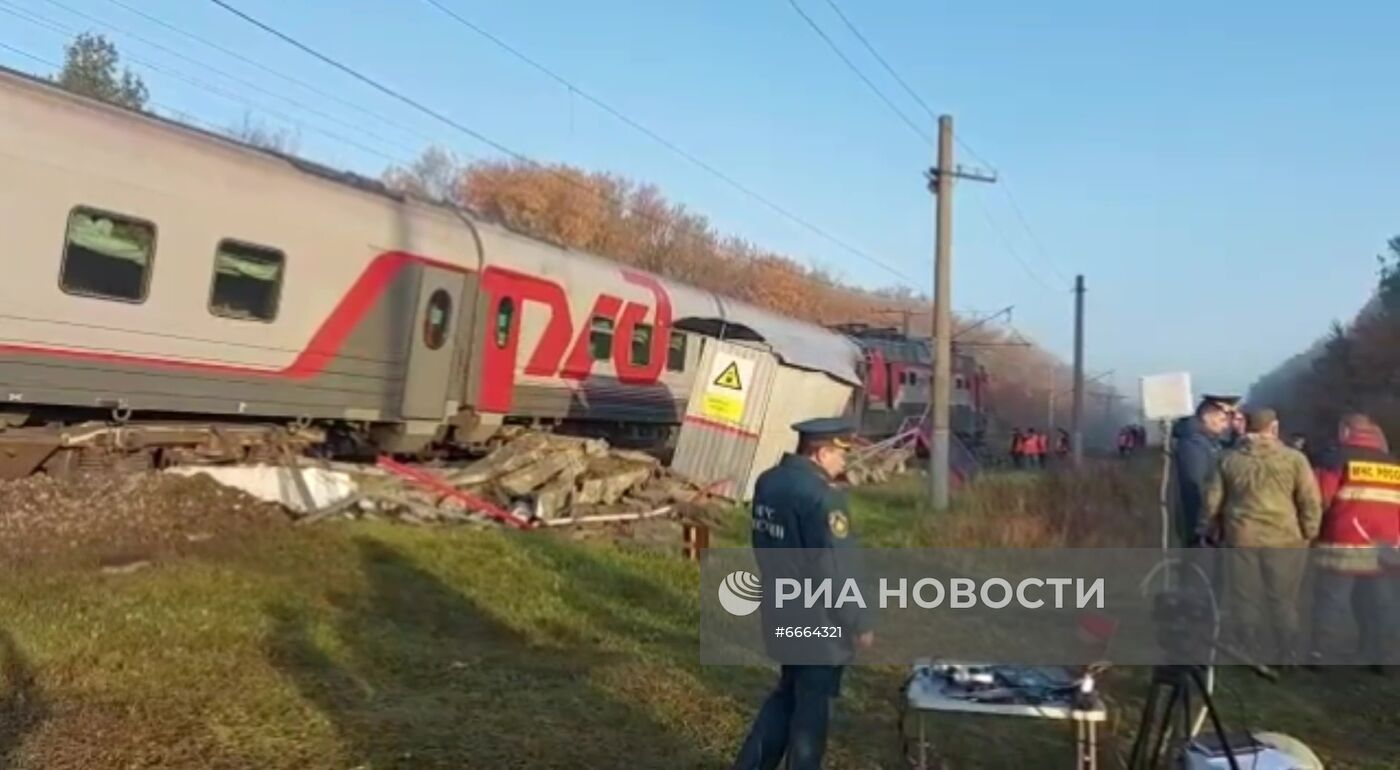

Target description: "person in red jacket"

left=1117, top=427, right=1134, bottom=457
left=1009, top=428, right=1026, bottom=469
left=1309, top=413, right=1400, bottom=669
left=1024, top=428, right=1045, bottom=469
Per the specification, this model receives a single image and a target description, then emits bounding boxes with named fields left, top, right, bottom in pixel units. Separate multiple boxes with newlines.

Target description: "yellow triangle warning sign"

left=712, top=361, right=744, bottom=390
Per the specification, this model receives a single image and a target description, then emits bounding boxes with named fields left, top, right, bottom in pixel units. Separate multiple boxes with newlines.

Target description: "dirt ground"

left=0, top=472, right=291, bottom=569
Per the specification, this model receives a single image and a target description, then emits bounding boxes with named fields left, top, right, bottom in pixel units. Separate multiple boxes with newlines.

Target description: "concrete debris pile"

left=843, top=443, right=915, bottom=487
left=289, top=432, right=728, bottom=529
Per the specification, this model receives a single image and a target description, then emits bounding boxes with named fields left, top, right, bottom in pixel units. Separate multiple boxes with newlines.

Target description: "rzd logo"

left=718, top=570, right=762, bottom=616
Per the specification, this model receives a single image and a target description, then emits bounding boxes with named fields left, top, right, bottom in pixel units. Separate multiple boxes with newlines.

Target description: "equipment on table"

left=903, top=660, right=1106, bottom=769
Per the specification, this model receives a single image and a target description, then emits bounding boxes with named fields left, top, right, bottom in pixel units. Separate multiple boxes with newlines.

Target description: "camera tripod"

left=1127, top=665, right=1243, bottom=770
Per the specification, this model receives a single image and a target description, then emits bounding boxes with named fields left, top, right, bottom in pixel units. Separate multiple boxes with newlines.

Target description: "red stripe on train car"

left=682, top=414, right=761, bottom=439
left=0, top=251, right=469, bottom=380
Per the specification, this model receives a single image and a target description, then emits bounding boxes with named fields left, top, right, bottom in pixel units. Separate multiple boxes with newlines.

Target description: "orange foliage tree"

left=385, top=151, right=1113, bottom=440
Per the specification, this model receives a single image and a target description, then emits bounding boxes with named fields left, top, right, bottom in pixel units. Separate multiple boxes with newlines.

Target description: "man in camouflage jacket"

left=1204, top=408, right=1322, bottom=662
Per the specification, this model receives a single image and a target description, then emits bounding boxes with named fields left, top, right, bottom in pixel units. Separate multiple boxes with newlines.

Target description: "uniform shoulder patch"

left=828, top=510, right=850, bottom=539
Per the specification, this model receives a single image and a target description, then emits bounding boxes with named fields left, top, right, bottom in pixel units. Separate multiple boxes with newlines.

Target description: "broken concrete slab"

left=608, top=448, right=661, bottom=466
left=447, top=432, right=553, bottom=486
left=532, top=475, right=575, bottom=521
left=576, top=464, right=653, bottom=506
left=496, top=446, right=586, bottom=497
left=164, top=465, right=358, bottom=514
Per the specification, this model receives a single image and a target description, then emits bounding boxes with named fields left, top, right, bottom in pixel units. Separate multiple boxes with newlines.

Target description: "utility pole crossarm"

left=928, top=115, right=995, bottom=512
left=926, top=165, right=999, bottom=188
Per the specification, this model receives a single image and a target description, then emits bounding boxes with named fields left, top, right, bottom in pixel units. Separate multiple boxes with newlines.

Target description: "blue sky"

left=4, top=0, right=1398, bottom=400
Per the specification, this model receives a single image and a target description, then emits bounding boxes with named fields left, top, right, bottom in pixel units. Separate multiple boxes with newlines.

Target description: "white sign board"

left=1140, top=372, right=1194, bottom=421
left=702, top=352, right=754, bottom=424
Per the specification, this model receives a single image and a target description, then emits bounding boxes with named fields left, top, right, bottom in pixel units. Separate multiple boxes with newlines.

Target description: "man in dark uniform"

left=733, top=417, right=874, bottom=770
left=1170, top=395, right=1236, bottom=546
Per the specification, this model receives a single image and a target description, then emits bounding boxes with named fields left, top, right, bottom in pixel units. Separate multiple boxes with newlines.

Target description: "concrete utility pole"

left=927, top=115, right=995, bottom=510
left=1071, top=274, right=1086, bottom=466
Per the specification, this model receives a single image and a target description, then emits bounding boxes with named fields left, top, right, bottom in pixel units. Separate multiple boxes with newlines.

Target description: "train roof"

left=836, top=326, right=933, bottom=364
left=0, top=66, right=861, bottom=384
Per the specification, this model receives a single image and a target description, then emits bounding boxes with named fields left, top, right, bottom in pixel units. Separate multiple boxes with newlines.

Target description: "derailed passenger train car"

left=0, top=67, right=859, bottom=476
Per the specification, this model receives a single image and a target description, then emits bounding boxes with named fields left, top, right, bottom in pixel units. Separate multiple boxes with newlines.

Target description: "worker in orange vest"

left=1009, top=428, right=1026, bottom=469
left=1023, top=428, right=1044, bottom=469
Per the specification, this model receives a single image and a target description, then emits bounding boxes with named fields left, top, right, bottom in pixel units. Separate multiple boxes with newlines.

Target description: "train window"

left=667, top=331, right=687, bottom=372
left=209, top=240, right=284, bottom=321
left=423, top=289, right=453, bottom=350
left=590, top=317, right=614, bottom=360
left=494, top=297, right=514, bottom=348
left=631, top=323, right=652, bottom=366
left=60, top=207, right=155, bottom=302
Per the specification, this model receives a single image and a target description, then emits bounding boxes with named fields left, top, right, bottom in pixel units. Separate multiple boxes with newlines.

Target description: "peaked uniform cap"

left=792, top=417, right=856, bottom=448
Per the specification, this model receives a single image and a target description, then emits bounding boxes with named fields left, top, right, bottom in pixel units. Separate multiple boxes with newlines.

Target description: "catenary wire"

left=98, top=0, right=448, bottom=149
left=204, top=0, right=917, bottom=283
left=783, top=0, right=932, bottom=145
left=31, top=0, right=427, bottom=158
left=814, top=0, right=1075, bottom=286
left=416, top=0, right=916, bottom=284
left=0, top=4, right=415, bottom=166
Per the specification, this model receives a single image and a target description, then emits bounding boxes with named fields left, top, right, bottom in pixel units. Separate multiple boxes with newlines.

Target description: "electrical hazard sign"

left=712, top=362, right=744, bottom=390
left=702, top=353, right=754, bottom=423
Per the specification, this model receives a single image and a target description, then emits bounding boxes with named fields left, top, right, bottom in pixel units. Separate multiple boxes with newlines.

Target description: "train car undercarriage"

left=0, top=408, right=324, bottom=480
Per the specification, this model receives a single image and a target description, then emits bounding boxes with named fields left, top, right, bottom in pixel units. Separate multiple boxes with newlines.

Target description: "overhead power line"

left=0, top=38, right=58, bottom=68
left=32, top=0, right=423, bottom=158
left=98, top=0, right=445, bottom=149
left=0, top=3, right=414, bottom=165
left=819, top=0, right=934, bottom=124
left=417, top=0, right=914, bottom=284
left=786, top=0, right=1060, bottom=296
left=814, top=0, right=1074, bottom=288
left=784, top=0, right=931, bottom=145
left=971, top=189, right=1059, bottom=294
left=205, top=0, right=520, bottom=161
left=0, top=38, right=283, bottom=146
left=203, top=0, right=914, bottom=284
left=997, top=182, right=1072, bottom=285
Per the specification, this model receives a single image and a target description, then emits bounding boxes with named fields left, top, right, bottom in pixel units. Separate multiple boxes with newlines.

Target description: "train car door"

left=401, top=264, right=468, bottom=420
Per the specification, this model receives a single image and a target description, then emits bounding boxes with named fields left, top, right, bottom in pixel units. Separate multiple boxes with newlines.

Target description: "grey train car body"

left=0, top=68, right=859, bottom=471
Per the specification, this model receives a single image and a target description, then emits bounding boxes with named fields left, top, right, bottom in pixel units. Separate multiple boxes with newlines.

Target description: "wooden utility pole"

left=927, top=115, right=995, bottom=510
left=1071, top=274, right=1086, bottom=466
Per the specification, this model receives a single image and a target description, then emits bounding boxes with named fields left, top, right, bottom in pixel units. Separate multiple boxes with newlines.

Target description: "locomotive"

left=835, top=324, right=988, bottom=446
left=0, top=66, right=862, bottom=477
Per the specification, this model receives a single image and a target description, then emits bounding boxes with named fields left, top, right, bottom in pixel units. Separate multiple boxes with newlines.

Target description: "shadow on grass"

left=265, top=537, right=722, bottom=769
left=509, top=536, right=908, bottom=767
left=0, top=629, right=45, bottom=764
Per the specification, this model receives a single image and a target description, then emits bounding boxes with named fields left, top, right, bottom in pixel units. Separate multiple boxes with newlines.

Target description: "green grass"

left=0, top=466, right=1395, bottom=768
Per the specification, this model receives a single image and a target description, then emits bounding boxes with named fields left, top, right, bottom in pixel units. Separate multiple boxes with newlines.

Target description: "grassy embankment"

left=0, top=461, right=1397, bottom=768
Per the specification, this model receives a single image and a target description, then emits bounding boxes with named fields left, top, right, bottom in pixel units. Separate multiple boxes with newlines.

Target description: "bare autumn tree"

left=382, top=145, right=466, bottom=205
left=226, top=112, right=300, bottom=154
left=1250, top=236, right=1400, bottom=440
left=53, top=32, right=147, bottom=111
